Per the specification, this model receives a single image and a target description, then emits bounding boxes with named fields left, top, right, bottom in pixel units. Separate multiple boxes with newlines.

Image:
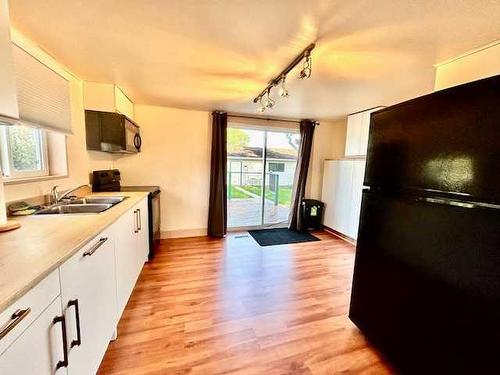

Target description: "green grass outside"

left=239, top=185, right=292, bottom=206
left=228, top=185, right=252, bottom=199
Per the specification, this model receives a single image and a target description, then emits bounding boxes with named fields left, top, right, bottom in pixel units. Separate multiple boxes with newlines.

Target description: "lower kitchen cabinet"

left=136, top=197, right=150, bottom=262
left=59, top=228, right=116, bottom=375
left=0, top=296, right=67, bottom=375
left=114, top=198, right=148, bottom=319
left=0, top=196, right=149, bottom=374
left=322, top=159, right=366, bottom=240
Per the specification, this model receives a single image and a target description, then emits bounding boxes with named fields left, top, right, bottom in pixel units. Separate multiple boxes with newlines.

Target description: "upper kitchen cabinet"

left=83, top=82, right=135, bottom=120
left=345, top=107, right=384, bottom=157
left=345, top=112, right=363, bottom=156
left=0, top=0, right=19, bottom=123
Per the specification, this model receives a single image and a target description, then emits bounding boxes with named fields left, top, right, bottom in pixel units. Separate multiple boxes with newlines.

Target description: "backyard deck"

left=228, top=197, right=290, bottom=227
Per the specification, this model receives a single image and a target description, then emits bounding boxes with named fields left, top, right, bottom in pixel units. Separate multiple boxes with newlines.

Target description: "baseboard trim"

left=161, top=228, right=207, bottom=239
left=322, top=225, right=356, bottom=246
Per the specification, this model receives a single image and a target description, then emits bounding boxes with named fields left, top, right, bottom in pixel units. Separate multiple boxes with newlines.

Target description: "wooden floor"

left=98, top=231, right=393, bottom=374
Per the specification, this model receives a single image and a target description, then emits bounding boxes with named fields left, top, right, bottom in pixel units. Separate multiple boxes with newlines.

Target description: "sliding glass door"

left=227, top=125, right=299, bottom=229
left=262, top=130, right=299, bottom=225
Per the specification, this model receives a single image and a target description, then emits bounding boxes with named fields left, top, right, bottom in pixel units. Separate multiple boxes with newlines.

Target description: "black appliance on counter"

left=349, top=74, right=500, bottom=374
left=92, top=170, right=160, bottom=259
left=85, top=110, right=142, bottom=153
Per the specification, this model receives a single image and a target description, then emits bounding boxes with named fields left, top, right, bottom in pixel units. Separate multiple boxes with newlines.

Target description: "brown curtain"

left=288, top=119, right=317, bottom=231
left=207, top=111, right=228, bottom=237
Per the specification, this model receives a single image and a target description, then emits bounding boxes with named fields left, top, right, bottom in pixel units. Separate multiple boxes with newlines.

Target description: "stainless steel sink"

left=67, top=196, right=126, bottom=205
left=36, top=204, right=113, bottom=215
left=35, top=195, right=127, bottom=215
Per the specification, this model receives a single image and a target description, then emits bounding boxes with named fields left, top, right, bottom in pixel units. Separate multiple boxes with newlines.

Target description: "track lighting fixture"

left=257, top=97, right=265, bottom=112
left=279, top=75, right=289, bottom=98
left=265, top=89, right=275, bottom=109
left=299, top=53, right=312, bottom=79
left=253, top=43, right=315, bottom=112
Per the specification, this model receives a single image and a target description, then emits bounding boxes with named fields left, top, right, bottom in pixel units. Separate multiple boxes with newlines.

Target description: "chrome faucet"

left=51, top=185, right=59, bottom=204
left=51, top=184, right=90, bottom=204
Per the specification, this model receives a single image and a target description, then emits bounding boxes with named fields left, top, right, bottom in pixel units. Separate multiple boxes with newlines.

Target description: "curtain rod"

left=226, top=113, right=319, bottom=125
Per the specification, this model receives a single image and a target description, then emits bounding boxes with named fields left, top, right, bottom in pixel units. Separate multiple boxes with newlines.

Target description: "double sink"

left=36, top=196, right=126, bottom=215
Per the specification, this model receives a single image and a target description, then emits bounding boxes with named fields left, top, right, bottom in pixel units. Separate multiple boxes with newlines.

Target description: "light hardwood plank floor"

left=98, top=231, right=393, bottom=374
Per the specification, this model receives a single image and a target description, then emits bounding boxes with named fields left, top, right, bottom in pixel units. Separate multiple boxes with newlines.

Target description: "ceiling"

left=9, top=0, right=500, bottom=120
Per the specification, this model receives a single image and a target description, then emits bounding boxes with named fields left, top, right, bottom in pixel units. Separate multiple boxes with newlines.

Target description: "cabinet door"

left=0, top=297, right=67, bottom=375
left=59, top=229, right=116, bottom=375
left=323, top=160, right=354, bottom=235
left=114, top=208, right=141, bottom=318
left=359, top=111, right=371, bottom=156
left=0, top=0, right=19, bottom=120
left=348, top=159, right=367, bottom=239
left=321, top=160, right=337, bottom=229
left=114, top=86, right=134, bottom=120
left=359, top=108, right=384, bottom=156
left=333, top=160, right=354, bottom=235
left=136, top=197, right=150, bottom=262
left=345, top=113, right=363, bottom=156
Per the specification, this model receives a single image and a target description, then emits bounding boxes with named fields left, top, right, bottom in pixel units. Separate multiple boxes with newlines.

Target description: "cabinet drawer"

left=0, top=269, right=60, bottom=355
left=71, top=227, right=113, bottom=260
left=0, top=296, right=67, bottom=375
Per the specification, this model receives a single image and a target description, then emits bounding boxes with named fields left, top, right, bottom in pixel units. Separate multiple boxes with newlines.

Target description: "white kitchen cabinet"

left=83, top=82, right=134, bottom=120
left=0, top=296, right=67, bottom=375
left=0, top=199, right=150, bottom=374
left=0, top=270, right=60, bottom=356
left=114, top=198, right=148, bottom=319
left=322, top=160, right=354, bottom=236
left=345, top=107, right=384, bottom=157
left=136, top=197, right=150, bottom=262
left=59, top=228, right=116, bottom=375
left=0, top=0, right=19, bottom=122
left=345, top=112, right=363, bottom=156
left=347, top=159, right=366, bottom=239
left=359, top=111, right=372, bottom=156
left=321, top=159, right=366, bottom=240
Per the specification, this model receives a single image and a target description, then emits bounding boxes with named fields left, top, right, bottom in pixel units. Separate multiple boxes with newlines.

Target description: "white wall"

left=114, top=105, right=211, bottom=238
left=434, top=41, right=500, bottom=90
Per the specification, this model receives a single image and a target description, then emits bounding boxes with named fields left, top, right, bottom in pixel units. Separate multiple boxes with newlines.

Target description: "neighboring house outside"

left=227, top=147, right=297, bottom=187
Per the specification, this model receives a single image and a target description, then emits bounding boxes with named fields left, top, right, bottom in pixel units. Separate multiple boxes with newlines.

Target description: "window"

left=269, top=162, right=285, bottom=172
left=0, top=124, right=49, bottom=179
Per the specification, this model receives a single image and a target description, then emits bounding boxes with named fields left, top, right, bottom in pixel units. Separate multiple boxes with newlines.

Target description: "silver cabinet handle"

left=137, top=208, right=142, bottom=231
left=83, top=237, right=108, bottom=257
left=134, top=209, right=139, bottom=233
left=0, top=307, right=31, bottom=340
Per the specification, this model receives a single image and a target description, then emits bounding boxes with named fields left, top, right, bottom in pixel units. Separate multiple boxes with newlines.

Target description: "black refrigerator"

left=349, top=74, right=500, bottom=374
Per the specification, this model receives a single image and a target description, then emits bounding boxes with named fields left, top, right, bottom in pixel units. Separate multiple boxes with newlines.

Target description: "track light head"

left=279, top=76, right=289, bottom=97
left=256, top=97, right=266, bottom=112
left=299, top=54, right=312, bottom=79
left=265, top=89, right=275, bottom=109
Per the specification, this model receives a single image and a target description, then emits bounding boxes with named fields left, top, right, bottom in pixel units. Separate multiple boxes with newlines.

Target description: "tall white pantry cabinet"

left=321, top=107, right=383, bottom=240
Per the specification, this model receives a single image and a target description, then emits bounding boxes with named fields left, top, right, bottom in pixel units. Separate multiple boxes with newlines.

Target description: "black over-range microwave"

left=85, top=110, right=142, bottom=153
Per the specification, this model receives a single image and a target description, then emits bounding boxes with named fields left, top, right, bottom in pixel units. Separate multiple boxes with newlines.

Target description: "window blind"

left=12, top=45, right=72, bottom=134
left=228, top=116, right=299, bottom=133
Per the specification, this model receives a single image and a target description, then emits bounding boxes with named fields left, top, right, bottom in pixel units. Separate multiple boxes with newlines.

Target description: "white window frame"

left=0, top=124, right=49, bottom=180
